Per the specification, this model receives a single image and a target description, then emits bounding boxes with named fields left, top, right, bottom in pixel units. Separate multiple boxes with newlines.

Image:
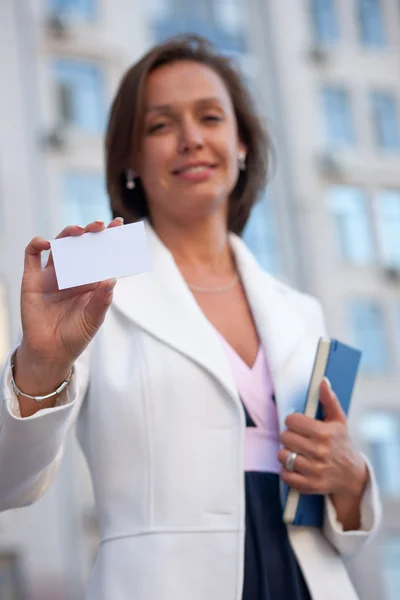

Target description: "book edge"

left=282, top=337, right=331, bottom=524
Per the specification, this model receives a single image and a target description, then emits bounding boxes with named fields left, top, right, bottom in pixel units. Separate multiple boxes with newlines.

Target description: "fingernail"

left=105, top=278, right=117, bottom=293
left=323, top=376, right=332, bottom=390
left=115, top=217, right=124, bottom=223
left=95, top=220, right=104, bottom=225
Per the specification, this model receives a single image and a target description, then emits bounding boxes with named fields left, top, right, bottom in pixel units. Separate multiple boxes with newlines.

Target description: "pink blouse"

left=215, top=331, right=281, bottom=474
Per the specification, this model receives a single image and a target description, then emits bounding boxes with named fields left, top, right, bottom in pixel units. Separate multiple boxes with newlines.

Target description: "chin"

left=174, top=191, right=228, bottom=225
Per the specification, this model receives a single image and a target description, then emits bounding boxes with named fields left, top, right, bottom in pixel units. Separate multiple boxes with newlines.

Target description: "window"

left=148, top=0, right=247, bottom=54
left=321, top=87, right=354, bottom=147
left=328, top=186, right=373, bottom=264
left=146, top=0, right=171, bottom=21
left=310, top=0, right=339, bottom=43
left=53, top=59, right=105, bottom=133
left=360, top=412, right=400, bottom=496
left=0, top=283, right=9, bottom=367
left=63, top=173, right=111, bottom=226
left=347, top=300, right=390, bottom=372
left=49, top=0, right=96, bottom=20
left=371, top=92, right=400, bottom=151
left=358, top=0, right=386, bottom=47
left=213, top=0, right=245, bottom=37
left=382, top=537, right=400, bottom=600
left=242, top=194, right=281, bottom=274
left=397, top=304, right=400, bottom=356
left=375, top=190, right=400, bottom=268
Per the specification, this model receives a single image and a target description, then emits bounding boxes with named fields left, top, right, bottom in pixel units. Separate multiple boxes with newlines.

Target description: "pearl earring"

left=238, top=151, right=247, bottom=171
left=126, top=169, right=136, bottom=190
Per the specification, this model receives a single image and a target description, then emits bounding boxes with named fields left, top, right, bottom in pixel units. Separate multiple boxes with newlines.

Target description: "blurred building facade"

left=0, top=0, right=399, bottom=599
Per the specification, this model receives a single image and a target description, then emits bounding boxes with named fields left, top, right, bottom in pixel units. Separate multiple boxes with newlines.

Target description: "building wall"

left=0, top=1, right=399, bottom=599
left=265, top=2, right=400, bottom=599
left=0, top=1, right=151, bottom=598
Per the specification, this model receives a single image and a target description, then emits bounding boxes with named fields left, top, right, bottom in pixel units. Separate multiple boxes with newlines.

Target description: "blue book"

left=282, top=337, right=362, bottom=527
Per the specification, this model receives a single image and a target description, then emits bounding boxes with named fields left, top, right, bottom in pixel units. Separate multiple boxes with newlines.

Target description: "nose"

left=177, top=116, right=204, bottom=154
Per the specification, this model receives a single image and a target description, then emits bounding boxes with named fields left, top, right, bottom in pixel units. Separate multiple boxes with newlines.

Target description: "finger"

left=55, top=224, right=86, bottom=239
left=24, top=237, right=51, bottom=272
left=84, top=220, right=106, bottom=233
left=320, top=377, right=346, bottom=424
left=83, top=278, right=117, bottom=333
left=279, top=430, right=321, bottom=460
left=52, top=280, right=100, bottom=298
left=280, top=470, right=323, bottom=495
left=285, top=412, right=325, bottom=438
left=107, top=217, right=124, bottom=229
left=278, top=448, right=318, bottom=477
left=45, top=225, right=86, bottom=269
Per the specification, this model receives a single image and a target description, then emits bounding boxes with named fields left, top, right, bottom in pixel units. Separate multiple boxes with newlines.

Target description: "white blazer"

left=0, top=222, right=381, bottom=600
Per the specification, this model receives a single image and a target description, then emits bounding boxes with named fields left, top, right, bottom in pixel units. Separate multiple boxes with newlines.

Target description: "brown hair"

left=105, top=34, right=271, bottom=235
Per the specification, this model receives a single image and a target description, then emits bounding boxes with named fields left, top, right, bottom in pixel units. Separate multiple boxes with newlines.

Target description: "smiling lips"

left=172, top=162, right=217, bottom=182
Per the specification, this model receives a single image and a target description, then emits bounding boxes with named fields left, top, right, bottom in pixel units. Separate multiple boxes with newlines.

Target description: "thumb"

left=320, top=377, right=346, bottom=424
left=84, top=278, right=117, bottom=333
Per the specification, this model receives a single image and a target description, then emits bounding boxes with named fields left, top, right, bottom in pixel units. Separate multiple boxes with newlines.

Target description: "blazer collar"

left=113, top=221, right=306, bottom=404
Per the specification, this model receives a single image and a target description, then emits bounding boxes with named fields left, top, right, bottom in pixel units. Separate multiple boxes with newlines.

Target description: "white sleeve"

left=323, top=455, right=382, bottom=557
left=0, top=347, right=90, bottom=511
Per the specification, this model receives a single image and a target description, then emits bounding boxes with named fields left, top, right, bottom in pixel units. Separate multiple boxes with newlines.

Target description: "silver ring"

left=285, top=451, right=298, bottom=472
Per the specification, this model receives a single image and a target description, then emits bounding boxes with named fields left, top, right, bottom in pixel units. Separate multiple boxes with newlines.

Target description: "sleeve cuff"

left=323, top=456, right=382, bottom=555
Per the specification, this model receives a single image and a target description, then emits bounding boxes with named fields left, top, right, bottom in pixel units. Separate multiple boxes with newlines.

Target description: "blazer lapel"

left=230, top=235, right=308, bottom=428
left=113, top=222, right=308, bottom=425
left=113, top=222, right=239, bottom=403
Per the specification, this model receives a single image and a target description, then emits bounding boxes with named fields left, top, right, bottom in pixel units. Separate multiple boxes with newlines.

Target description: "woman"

left=0, top=36, right=380, bottom=600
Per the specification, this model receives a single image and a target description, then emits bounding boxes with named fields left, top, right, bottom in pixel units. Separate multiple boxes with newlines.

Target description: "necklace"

left=187, top=274, right=239, bottom=293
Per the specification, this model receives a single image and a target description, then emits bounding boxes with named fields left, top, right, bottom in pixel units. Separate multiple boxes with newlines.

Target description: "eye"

left=202, top=114, right=223, bottom=123
left=146, top=121, right=170, bottom=134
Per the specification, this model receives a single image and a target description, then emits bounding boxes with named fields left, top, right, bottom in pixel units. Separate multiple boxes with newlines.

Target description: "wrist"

left=351, top=459, right=369, bottom=497
left=14, top=344, right=72, bottom=396
left=333, top=457, right=368, bottom=501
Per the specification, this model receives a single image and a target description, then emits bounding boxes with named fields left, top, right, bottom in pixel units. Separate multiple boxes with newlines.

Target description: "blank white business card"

left=50, top=221, right=152, bottom=290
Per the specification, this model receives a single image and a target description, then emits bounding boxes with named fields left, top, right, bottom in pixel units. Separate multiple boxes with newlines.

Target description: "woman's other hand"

left=278, top=379, right=368, bottom=530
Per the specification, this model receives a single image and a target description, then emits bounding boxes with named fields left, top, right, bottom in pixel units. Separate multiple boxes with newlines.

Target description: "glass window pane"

left=397, top=303, right=400, bottom=356
left=382, top=537, right=400, bottom=600
left=358, top=0, right=386, bottom=47
left=310, top=0, right=339, bottom=43
left=49, top=0, right=96, bottom=20
left=328, top=186, right=373, bottom=263
left=321, top=87, right=354, bottom=146
left=360, top=413, right=400, bottom=496
left=0, top=283, right=9, bottom=366
left=242, top=193, right=281, bottom=274
left=375, top=190, right=400, bottom=267
left=146, top=0, right=172, bottom=21
left=347, top=300, right=390, bottom=372
left=53, top=60, right=105, bottom=133
left=63, top=172, right=111, bottom=227
left=371, top=92, right=400, bottom=151
left=148, top=0, right=247, bottom=53
left=213, top=0, right=245, bottom=36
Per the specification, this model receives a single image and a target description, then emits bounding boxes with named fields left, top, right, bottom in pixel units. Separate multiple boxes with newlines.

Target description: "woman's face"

left=136, top=60, right=246, bottom=228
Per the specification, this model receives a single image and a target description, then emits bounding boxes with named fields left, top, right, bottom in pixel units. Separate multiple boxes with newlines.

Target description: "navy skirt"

left=242, top=472, right=311, bottom=600
left=240, top=395, right=311, bottom=600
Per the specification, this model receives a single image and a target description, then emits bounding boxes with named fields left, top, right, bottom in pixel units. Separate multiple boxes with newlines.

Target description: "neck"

left=150, top=213, right=235, bottom=277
